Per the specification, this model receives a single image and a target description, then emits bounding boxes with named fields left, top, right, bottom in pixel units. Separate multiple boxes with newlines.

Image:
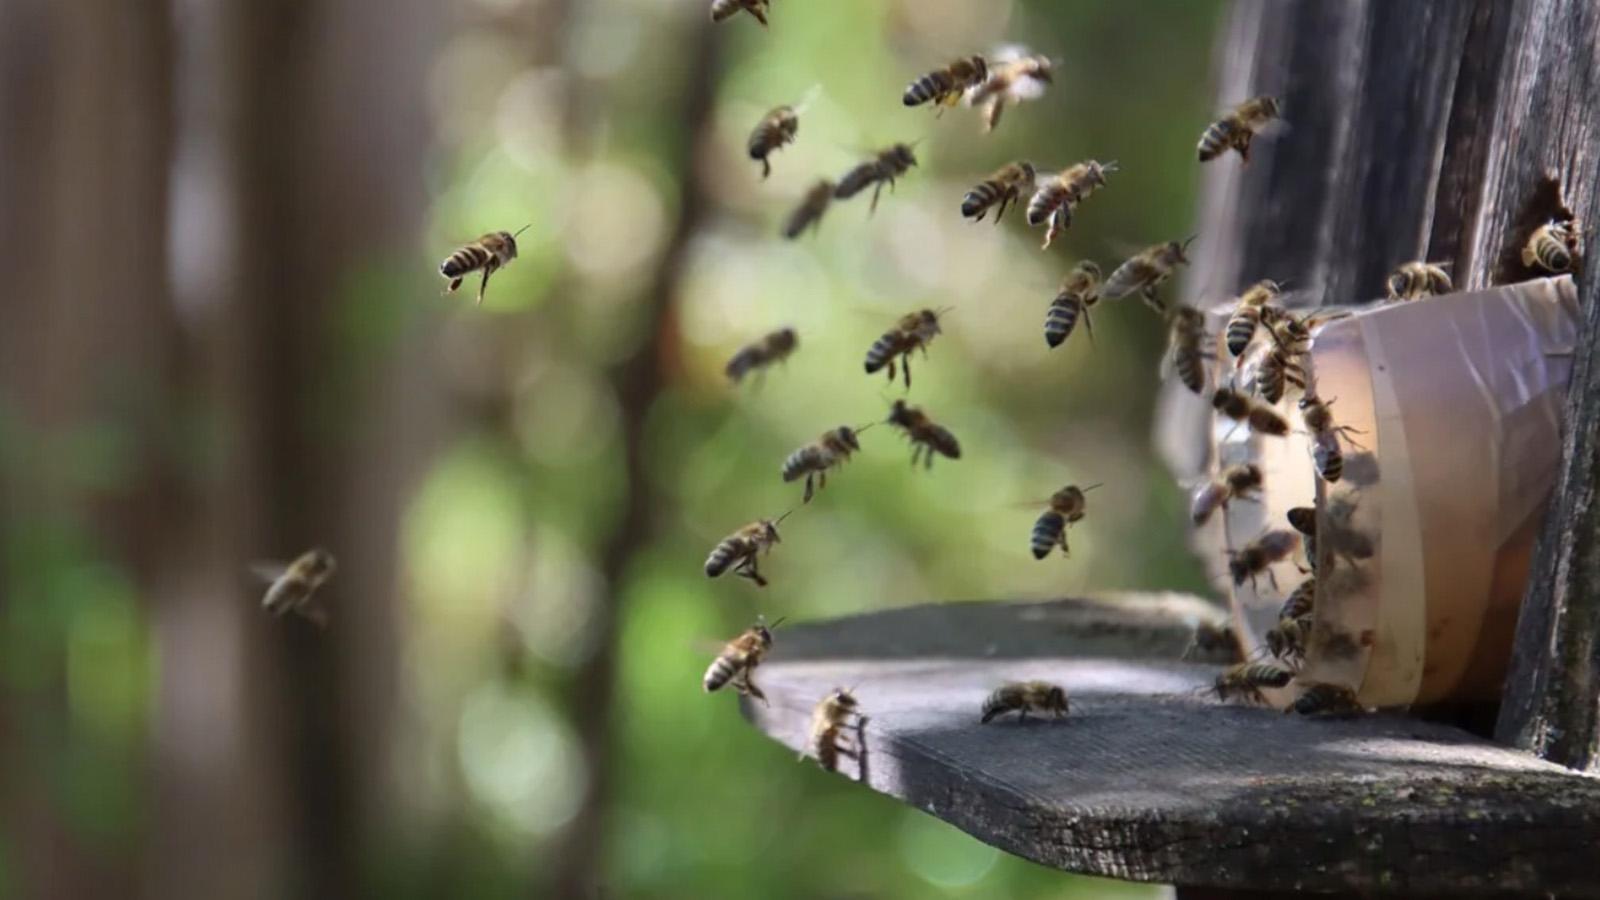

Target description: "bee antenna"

left=511, top=223, right=532, bottom=238
left=768, top=616, right=788, bottom=630
left=1181, top=233, right=1200, bottom=251
left=1101, top=159, right=1120, bottom=173
left=935, top=305, right=957, bottom=317
left=774, top=508, right=798, bottom=526
left=854, top=421, right=878, bottom=434
left=1080, top=482, right=1105, bottom=493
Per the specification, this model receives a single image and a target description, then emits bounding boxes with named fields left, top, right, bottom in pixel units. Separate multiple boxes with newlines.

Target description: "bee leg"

left=476, top=266, right=494, bottom=306
left=886, top=359, right=896, bottom=384
left=445, top=276, right=464, bottom=295
left=869, top=181, right=884, bottom=215
left=743, top=676, right=768, bottom=706
left=902, top=354, right=912, bottom=389
left=761, top=157, right=771, bottom=180
left=803, top=474, right=815, bottom=504
left=1082, top=305, right=1096, bottom=346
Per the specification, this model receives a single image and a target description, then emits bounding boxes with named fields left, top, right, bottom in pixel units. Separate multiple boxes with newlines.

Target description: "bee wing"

left=987, top=43, right=1034, bottom=63
left=689, top=637, right=731, bottom=655
left=1005, top=78, right=1049, bottom=102
left=249, top=561, right=288, bottom=583
left=1102, top=256, right=1162, bottom=299
left=792, top=84, right=823, bottom=115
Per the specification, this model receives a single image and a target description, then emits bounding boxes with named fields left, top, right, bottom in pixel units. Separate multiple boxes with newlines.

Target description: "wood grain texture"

left=742, top=599, right=1600, bottom=896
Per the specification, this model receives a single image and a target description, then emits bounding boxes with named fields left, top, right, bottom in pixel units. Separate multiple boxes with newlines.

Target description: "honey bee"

left=1197, top=96, right=1281, bottom=164
left=725, top=327, right=799, bottom=385
left=864, top=308, right=945, bottom=388
left=782, top=424, right=869, bottom=502
left=1322, top=495, right=1376, bottom=565
left=961, top=161, right=1037, bottom=223
left=748, top=105, right=799, bottom=179
left=967, top=52, right=1054, bottom=132
left=1044, top=261, right=1101, bottom=348
left=1165, top=306, right=1212, bottom=395
left=1523, top=218, right=1580, bottom=273
left=834, top=143, right=918, bottom=213
left=710, top=0, right=769, bottom=26
left=1279, top=575, right=1316, bottom=621
left=439, top=227, right=528, bottom=306
left=886, top=399, right=961, bottom=468
left=1299, top=393, right=1365, bottom=483
left=1209, top=661, right=1293, bottom=704
left=704, top=512, right=792, bottom=587
left=1103, top=237, right=1195, bottom=313
left=903, top=54, right=988, bottom=111
left=1255, top=341, right=1307, bottom=405
left=1385, top=261, right=1453, bottom=301
left=1287, top=505, right=1317, bottom=571
left=253, top=548, right=337, bottom=626
left=1224, top=280, right=1283, bottom=357
left=782, top=179, right=835, bottom=239
left=1212, top=386, right=1290, bottom=437
left=1025, top=161, right=1117, bottom=250
left=1288, top=682, right=1364, bottom=717
left=703, top=616, right=785, bottom=703
left=1186, top=621, right=1244, bottom=663
left=804, top=688, right=863, bottom=772
left=1263, top=614, right=1311, bottom=663
left=1227, top=529, right=1300, bottom=590
left=1189, top=463, right=1263, bottom=525
left=1029, top=483, right=1100, bottom=559
left=980, top=680, right=1069, bottom=723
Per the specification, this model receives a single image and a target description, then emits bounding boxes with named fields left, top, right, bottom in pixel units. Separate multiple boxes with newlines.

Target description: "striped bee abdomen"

left=864, top=332, right=904, bottom=373
left=1025, top=183, right=1068, bottom=227
left=961, top=180, right=1002, bottom=219
left=980, top=688, right=1020, bottom=723
left=440, top=245, right=489, bottom=279
left=903, top=70, right=953, bottom=107
left=1174, top=350, right=1205, bottom=394
left=1225, top=309, right=1258, bottom=357
left=704, top=537, right=748, bottom=578
left=834, top=163, right=879, bottom=200
left=725, top=348, right=761, bottom=383
left=1044, top=297, right=1081, bottom=348
left=1313, top=434, right=1343, bottom=483
left=782, top=446, right=827, bottom=482
left=703, top=655, right=738, bottom=692
left=926, top=425, right=961, bottom=459
left=1030, top=510, right=1065, bottom=559
left=1197, top=120, right=1239, bottom=161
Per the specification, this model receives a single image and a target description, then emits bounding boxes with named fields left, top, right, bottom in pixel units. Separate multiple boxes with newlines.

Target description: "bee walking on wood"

left=710, top=0, right=769, bottom=26
left=1299, top=393, right=1365, bottom=483
left=1212, top=386, right=1290, bottom=437
left=1165, top=306, right=1213, bottom=395
left=1025, top=160, right=1117, bottom=249
left=1227, top=529, right=1301, bottom=591
left=1029, top=483, right=1100, bottom=559
left=1385, top=261, right=1452, bottom=301
left=782, top=179, right=835, bottom=239
left=980, top=681, right=1068, bottom=723
left=864, top=308, right=945, bottom=388
left=725, top=327, right=798, bottom=385
left=703, top=617, right=784, bottom=704
left=1209, top=661, right=1293, bottom=705
left=439, top=226, right=528, bottom=306
left=704, top=512, right=793, bottom=587
left=961, top=161, right=1037, bottom=223
left=805, top=688, right=864, bottom=772
left=1189, top=463, right=1263, bottom=526
left=1103, top=237, right=1194, bottom=313
left=253, top=548, right=337, bottom=626
left=834, top=143, right=918, bottom=213
left=1523, top=218, right=1580, bottom=273
left=887, top=399, right=961, bottom=468
left=1197, top=96, right=1281, bottom=164
left=1045, top=261, right=1102, bottom=349
left=967, top=52, right=1053, bottom=132
left=1289, top=682, right=1364, bottom=716
left=902, top=54, right=988, bottom=111
left=1224, top=279, right=1283, bottom=358
left=781, top=424, right=870, bottom=502
left=748, top=105, right=799, bottom=179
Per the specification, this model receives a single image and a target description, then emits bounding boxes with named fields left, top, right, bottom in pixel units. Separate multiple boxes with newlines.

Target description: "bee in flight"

left=1299, top=393, right=1365, bottom=483
left=1227, top=529, right=1301, bottom=591
left=834, top=143, right=918, bottom=213
left=725, top=327, right=799, bottom=386
left=967, top=51, right=1054, bottom=132
left=1103, top=236, right=1194, bottom=312
left=439, top=226, right=528, bottom=306
left=704, top=512, right=793, bottom=588
left=710, top=0, right=770, bottom=27
left=1197, top=95, right=1281, bottom=164
left=980, top=680, right=1069, bottom=723
left=961, top=161, right=1037, bottom=224
left=804, top=687, right=864, bottom=772
left=748, top=106, right=799, bottom=179
left=1165, top=306, right=1212, bottom=395
left=703, top=617, right=784, bottom=704
left=253, top=547, right=337, bottom=627
left=886, top=399, right=961, bottom=468
left=1025, top=160, right=1117, bottom=249
left=1523, top=218, right=1580, bottom=273
left=902, top=54, right=988, bottom=111
left=1209, top=661, right=1293, bottom=705
left=781, top=424, right=870, bottom=502
left=1189, top=463, right=1263, bottom=526
left=1045, top=261, right=1102, bottom=348
left=1223, top=279, right=1283, bottom=358
left=1288, top=682, right=1364, bottom=717
left=1385, top=261, right=1452, bottom=301
left=1212, top=385, right=1290, bottom=437
left=864, top=308, right=945, bottom=388
left=782, top=179, right=835, bottom=239
left=1029, top=483, right=1100, bottom=559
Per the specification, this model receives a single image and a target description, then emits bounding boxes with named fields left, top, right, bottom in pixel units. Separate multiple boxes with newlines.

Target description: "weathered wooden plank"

left=743, top=599, right=1600, bottom=896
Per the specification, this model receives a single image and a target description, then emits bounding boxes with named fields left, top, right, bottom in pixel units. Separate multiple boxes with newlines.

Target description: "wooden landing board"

left=740, top=597, right=1600, bottom=897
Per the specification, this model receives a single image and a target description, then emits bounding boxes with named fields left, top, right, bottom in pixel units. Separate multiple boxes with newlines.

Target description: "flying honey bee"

left=1030, top=483, right=1101, bottom=559
left=1227, top=529, right=1301, bottom=590
left=1209, top=661, right=1293, bottom=704
left=1025, top=160, right=1117, bottom=249
left=1045, top=260, right=1102, bottom=348
left=886, top=399, right=961, bottom=468
left=748, top=105, right=799, bottom=179
left=1165, top=306, right=1212, bottom=395
left=703, top=617, right=785, bottom=704
left=961, top=161, right=1037, bottom=223
left=1299, top=393, right=1365, bottom=483
left=1197, top=95, right=1281, bottom=164
left=1189, top=463, right=1263, bottom=525
left=1224, top=280, right=1283, bottom=357
left=253, top=547, right=337, bottom=626
left=782, top=179, right=835, bottom=239
left=710, top=0, right=769, bottom=26
left=1523, top=218, right=1580, bottom=273
left=804, top=688, right=863, bottom=772
left=967, top=51, right=1054, bottom=132
left=1288, top=682, right=1363, bottom=716
left=439, top=226, right=528, bottom=306
left=864, top=308, right=945, bottom=388
left=1212, top=386, right=1290, bottom=437
left=903, top=54, right=988, bottom=111
left=704, top=512, right=793, bottom=587
left=1103, top=237, right=1195, bottom=312
left=782, top=424, right=869, bottom=502
left=980, top=680, right=1069, bottom=723
left=1385, top=261, right=1453, bottom=301
left=834, top=143, right=918, bottom=213
left=725, top=327, right=799, bottom=385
